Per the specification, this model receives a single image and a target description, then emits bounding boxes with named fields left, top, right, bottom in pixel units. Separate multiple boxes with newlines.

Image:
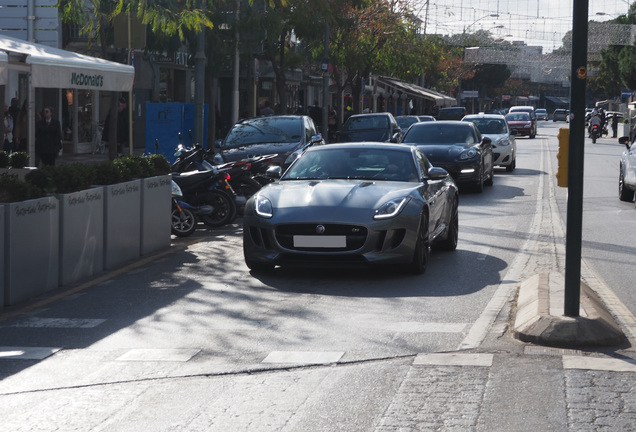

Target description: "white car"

left=536, top=108, right=548, bottom=121
left=462, top=114, right=517, bottom=172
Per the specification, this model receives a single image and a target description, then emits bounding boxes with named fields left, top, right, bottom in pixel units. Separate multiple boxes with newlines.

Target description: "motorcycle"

left=171, top=169, right=237, bottom=228
left=591, top=124, right=599, bottom=144
left=171, top=181, right=201, bottom=237
left=171, top=143, right=277, bottom=208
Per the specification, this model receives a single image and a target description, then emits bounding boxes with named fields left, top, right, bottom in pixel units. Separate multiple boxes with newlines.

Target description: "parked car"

left=619, top=136, right=636, bottom=202
left=243, top=143, right=459, bottom=273
left=535, top=108, right=548, bottom=121
left=436, top=106, right=467, bottom=121
left=401, top=120, right=494, bottom=192
left=336, top=112, right=402, bottom=143
left=214, top=115, right=324, bottom=169
left=508, top=106, right=537, bottom=138
left=553, top=109, right=569, bottom=122
left=395, top=115, right=421, bottom=132
left=505, top=112, right=534, bottom=137
left=418, top=115, right=436, bottom=122
left=462, top=113, right=517, bottom=172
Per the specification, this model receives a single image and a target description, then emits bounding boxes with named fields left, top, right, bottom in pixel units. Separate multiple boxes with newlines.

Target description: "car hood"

left=414, top=144, right=468, bottom=162
left=219, top=141, right=301, bottom=162
left=338, top=130, right=391, bottom=142
left=255, top=179, right=416, bottom=220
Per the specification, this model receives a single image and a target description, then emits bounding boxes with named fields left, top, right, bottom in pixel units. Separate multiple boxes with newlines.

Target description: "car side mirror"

left=310, top=134, right=323, bottom=145
left=482, top=136, right=492, bottom=145
left=619, top=136, right=630, bottom=149
left=266, top=165, right=282, bottom=179
left=427, top=167, right=450, bottom=180
left=214, top=139, right=223, bottom=149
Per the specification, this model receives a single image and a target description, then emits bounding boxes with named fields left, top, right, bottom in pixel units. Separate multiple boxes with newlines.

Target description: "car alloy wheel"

left=619, top=166, right=635, bottom=202
left=408, top=214, right=430, bottom=274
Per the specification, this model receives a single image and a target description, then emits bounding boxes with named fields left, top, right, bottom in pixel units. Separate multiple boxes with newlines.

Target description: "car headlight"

left=171, top=181, right=183, bottom=197
left=255, top=195, right=274, bottom=218
left=374, top=197, right=410, bottom=220
left=458, top=148, right=478, bottom=160
left=496, top=138, right=509, bottom=146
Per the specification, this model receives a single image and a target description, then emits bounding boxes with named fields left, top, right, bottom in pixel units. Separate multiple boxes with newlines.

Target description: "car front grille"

left=275, top=223, right=368, bottom=252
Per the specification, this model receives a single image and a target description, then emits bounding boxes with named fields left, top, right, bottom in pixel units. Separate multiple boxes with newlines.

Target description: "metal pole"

left=564, top=0, right=589, bottom=317
left=128, top=12, right=134, bottom=155
left=322, top=19, right=330, bottom=141
left=232, top=1, right=240, bottom=125
left=194, top=11, right=206, bottom=146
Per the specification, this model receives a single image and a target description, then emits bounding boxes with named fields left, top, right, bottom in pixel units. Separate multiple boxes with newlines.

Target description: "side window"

left=415, top=149, right=431, bottom=176
left=305, top=118, right=315, bottom=142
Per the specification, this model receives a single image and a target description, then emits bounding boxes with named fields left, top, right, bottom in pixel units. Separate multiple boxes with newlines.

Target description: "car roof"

left=306, top=142, right=415, bottom=153
left=462, top=114, right=506, bottom=120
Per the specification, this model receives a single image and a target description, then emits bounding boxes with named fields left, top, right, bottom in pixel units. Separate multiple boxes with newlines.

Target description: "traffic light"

left=556, top=128, right=569, bottom=187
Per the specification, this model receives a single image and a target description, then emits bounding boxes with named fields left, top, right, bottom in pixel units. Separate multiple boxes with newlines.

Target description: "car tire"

left=485, top=164, right=494, bottom=186
left=408, top=214, right=429, bottom=275
left=506, top=158, right=516, bottom=172
left=473, top=165, right=484, bottom=193
left=432, top=199, right=458, bottom=252
left=619, top=166, right=635, bottom=202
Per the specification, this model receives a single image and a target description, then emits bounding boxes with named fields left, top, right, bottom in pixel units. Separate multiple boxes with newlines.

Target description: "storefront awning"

left=376, top=76, right=456, bottom=107
left=0, top=35, right=134, bottom=91
left=0, top=51, right=7, bottom=85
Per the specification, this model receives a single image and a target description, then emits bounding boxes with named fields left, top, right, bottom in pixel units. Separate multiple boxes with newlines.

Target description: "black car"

left=436, top=107, right=467, bottom=121
left=395, top=115, right=421, bottom=132
left=336, top=113, right=402, bottom=143
left=401, top=121, right=494, bottom=192
left=213, top=115, right=324, bottom=169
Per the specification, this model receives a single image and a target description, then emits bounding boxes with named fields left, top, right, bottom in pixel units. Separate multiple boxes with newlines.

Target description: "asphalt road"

left=2, top=124, right=636, bottom=431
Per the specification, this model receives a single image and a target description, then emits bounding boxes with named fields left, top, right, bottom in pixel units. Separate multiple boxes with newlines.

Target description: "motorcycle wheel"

left=199, top=190, right=238, bottom=228
left=171, top=205, right=197, bottom=237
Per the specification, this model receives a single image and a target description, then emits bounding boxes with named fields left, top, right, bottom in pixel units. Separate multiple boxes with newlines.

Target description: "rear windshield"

left=506, top=113, right=530, bottom=121
left=224, top=117, right=302, bottom=147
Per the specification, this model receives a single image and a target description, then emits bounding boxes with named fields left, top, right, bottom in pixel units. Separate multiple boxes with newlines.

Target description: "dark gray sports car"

left=243, top=143, right=459, bottom=273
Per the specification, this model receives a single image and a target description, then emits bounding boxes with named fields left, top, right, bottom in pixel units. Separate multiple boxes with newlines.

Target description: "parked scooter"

left=171, top=169, right=237, bottom=228
left=171, top=181, right=199, bottom=237
left=171, top=143, right=277, bottom=208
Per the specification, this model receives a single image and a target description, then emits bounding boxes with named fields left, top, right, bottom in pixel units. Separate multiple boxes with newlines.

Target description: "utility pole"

left=322, top=18, right=330, bottom=141
left=194, top=1, right=206, bottom=146
left=564, top=0, right=589, bottom=317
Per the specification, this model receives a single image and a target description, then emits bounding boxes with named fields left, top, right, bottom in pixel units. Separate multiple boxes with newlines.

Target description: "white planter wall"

left=140, top=175, right=171, bottom=255
left=4, top=196, right=59, bottom=305
left=59, top=187, right=104, bottom=286
left=103, top=179, right=142, bottom=270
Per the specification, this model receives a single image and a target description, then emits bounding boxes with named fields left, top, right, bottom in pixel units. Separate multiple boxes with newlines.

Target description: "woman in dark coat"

left=35, top=106, right=63, bottom=166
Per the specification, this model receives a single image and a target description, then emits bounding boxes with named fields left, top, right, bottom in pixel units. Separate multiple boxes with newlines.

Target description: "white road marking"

left=457, top=139, right=547, bottom=350
left=262, top=351, right=344, bottom=364
left=563, top=355, right=636, bottom=372
left=0, top=347, right=60, bottom=360
left=116, top=348, right=201, bottom=362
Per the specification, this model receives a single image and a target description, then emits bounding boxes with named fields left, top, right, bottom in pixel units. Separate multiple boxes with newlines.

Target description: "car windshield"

left=223, top=118, right=302, bottom=147
left=403, top=124, right=475, bottom=146
left=465, top=119, right=507, bottom=135
left=396, top=117, right=419, bottom=129
left=506, top=113, right=530, bottom=122
left=282, top=147, right=418, bottom=182
left=344, top=115, right=390, bottom=131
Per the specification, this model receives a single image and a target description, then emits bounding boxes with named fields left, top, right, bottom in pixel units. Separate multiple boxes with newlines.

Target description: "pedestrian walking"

left=35, top=106, right=63, bottom=166
left=612, top=113, right=619, bottom=138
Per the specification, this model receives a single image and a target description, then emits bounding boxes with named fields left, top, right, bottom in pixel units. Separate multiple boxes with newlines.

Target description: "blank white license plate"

left=293, top=235, right=346, bottom=248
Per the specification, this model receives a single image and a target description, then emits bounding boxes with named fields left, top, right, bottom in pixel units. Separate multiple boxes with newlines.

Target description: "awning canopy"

left=376, top=76, right=456, bottom=107
left=0, top=35, right=134, bottom=91
left=0, top=51, right=7, bottom=85
left=545, top=96, right=570, bottom=105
